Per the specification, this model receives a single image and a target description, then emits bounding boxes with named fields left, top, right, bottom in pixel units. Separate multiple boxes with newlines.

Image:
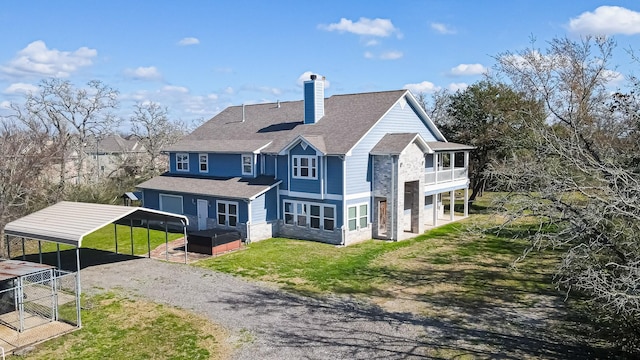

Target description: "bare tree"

left=489, top=36, right=640, bottom=351
left=0, top=117, right=56, bottom=254
left=129, top=102, right=185, bottom=175
left=17, top=79, right=119, bottom=192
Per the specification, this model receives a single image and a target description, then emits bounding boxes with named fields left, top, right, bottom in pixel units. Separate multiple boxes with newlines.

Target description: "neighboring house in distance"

left=86, top=134, right=147, bottom=179
left=137, top=75, right=473, bottom=245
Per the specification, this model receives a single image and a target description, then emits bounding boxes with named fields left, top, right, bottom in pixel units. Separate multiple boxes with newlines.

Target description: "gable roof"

left=370, top=133, right=432, bottom=155
left=167, top=90, right=417, bottom=156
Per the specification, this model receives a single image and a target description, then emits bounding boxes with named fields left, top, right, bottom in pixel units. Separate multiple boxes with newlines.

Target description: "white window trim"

left=347, top=203, right=368, bottom=231
left=241, top=154, right=254, bottom=176
left=159, top=193, right=183, bottom=214
left=176, top=153, right=189, bottom=172
left=217, top=200, right=239, bottom=227
left=292, top=155, right=318, bottom=180
left=199, top=153, right=208, bottom=173
left=283, top=200, right=335, bottom=231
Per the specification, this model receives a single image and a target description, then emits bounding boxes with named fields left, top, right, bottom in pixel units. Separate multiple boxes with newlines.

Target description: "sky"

left=2, top=1, right=640, bottom=126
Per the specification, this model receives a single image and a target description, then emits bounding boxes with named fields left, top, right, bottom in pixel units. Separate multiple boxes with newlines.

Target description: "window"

left=242, top=154, right=253, bottom=175
left=347, top=204, right=368, bottom=231
left=199, top=154, right=208, bottom=172
left=283, top=200, right=335, bottom=231
left=292, top=155, right=317, bottom=179
left=176, top=153, right=189, bottom=171
left=159, top=194, right=183, bottom=214
left=217, top=200, right=238, bottom=227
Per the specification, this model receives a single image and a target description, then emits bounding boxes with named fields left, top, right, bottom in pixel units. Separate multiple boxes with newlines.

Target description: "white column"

left=450, top=190, right=455, bottom=221
left=434, top=153, right=439, bottom=184
left=464, top=151, right=469, bottom=176
left=450, top=151, right=454, bottom=180
left=464, top=187, right=469, bottom=217
left=433, top=194, right=438, bottom=226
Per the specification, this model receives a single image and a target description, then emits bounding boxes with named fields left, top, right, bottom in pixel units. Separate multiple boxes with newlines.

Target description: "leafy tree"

left=489, top=36, right=640, bottom=352
left=438, top=80, right=545, bottom=201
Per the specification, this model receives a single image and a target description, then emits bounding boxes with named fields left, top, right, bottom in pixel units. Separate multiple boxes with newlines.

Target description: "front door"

left=197, top=199, right=208, bottom=230
left=378, top=199, right=387, bottom=236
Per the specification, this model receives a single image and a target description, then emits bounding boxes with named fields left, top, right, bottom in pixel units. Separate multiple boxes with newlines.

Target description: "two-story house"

left=137, top=75, right=473, bottom=245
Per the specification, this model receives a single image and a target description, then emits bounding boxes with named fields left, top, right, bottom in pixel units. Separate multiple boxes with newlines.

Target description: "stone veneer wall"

left=372, top=155, right=395, bottom=240
left=397, top=143, right=425, bottom=236
left=277, top=220, right=343, bottom=245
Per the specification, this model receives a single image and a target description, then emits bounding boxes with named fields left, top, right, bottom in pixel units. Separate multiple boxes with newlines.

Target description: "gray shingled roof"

left=137, top=175, right=281, bottom=200
left=426, top=141, right=475, bottom=151
left=164, top=139, right=271, bottom=153
left=96, top=134, right=144, bottom=153
left=167, top=90, right=411, bottom=155
left=370, top=133, right=431, bottom=155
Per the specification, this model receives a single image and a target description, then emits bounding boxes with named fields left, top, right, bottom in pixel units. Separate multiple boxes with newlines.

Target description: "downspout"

left=391, top=155, right=397, bottom=241
left=341, top=155, right=346, bottom=246
left=246, top=200, right=252, bottom=244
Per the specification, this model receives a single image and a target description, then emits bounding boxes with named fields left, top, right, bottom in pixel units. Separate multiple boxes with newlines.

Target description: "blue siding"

left=264, top=155, right=276, bottom=176
left=251, top=187, right=278, bottom=223
left=326, top=156, right=343, bottom=195
left=210, top=153, right=242, bottom=177
left=289, top=143, right=321, bottom=194
left=141, top=189, right=160, bottom=210
left=346, top=98, right=439, bottom=194
left=277, top=155, right=288, bottom=190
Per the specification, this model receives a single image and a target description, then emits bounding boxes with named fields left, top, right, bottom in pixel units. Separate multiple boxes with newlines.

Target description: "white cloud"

left=364, top=39, right=379, bottom=46
left=363, top=51, right=403, bottom=60
left=379, top=51, right=403, bottom=60
left=224, top=87, right=234, bottom=95
left=1, top=40, right=97, bottom=78
left=448, top=83, right=468, bottom=92
left=296, top=71, right=331, bottom=88
left=162, top=85, right=189, bottom=93
left=3, top=82, right=38, bottom=94
left=319, top=17, right=401, bottom=38
left=568, top=6, right=640, bottom=35
left=124, top=66, right=162, bottom=80
left=450, top=63, right=487, bottom=76
left=403, top=81, right=441, bottom=94
left=431, top=23, right=456, bottom=34
left=177, top=37, right=200, bottom=46
left=207, top=93, right=219, bottom=100
left=0, top=101, right=11, bottom=109
left=602, top=69, right=625, bottom=86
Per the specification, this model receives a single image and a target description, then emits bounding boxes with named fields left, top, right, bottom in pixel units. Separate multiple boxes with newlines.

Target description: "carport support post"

left=57, top=244, right=61, bottom=269
left=130, top=218, right=134, bottom=256
left=38, top=241, right=42, bottom=264
left=114, top=224, right=118, bottom=254
left=147, top=221, right=151, bottom=258
left=75, top=246, right=82, bottom=328
left=182, top=220, right=188, bottom=264
left=6, top=235, right=10, bottom=259
left=164, top=219, right=169, bottom=261
left=21, top=238, right=25, bottom=260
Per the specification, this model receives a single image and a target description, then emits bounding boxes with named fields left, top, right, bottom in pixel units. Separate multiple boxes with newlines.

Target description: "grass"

left=21, top=292, right=230, bottom=360
left=27, top=224, right=183, bottom=256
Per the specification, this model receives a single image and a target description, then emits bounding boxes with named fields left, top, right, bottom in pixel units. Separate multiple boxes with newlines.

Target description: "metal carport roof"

left=3, top=201, right=189, bottom=247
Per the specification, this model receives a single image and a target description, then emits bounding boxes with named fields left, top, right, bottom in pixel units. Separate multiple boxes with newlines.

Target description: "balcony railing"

left=424, top=167, right=467, bottom=185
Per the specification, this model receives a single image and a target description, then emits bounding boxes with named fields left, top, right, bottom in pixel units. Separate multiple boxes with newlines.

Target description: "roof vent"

left=310, top=74, right=317, bottom=80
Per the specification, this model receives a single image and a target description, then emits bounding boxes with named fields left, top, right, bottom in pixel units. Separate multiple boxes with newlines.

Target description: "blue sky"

left=2, top=1, right=640, bottom=125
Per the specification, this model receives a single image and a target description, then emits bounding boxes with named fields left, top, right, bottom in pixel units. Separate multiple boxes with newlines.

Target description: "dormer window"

left=242, top=154, right=253, bottom=176
left=176, top=153, right=189, bottom=171
left=292, top=155, right=317, bottom=179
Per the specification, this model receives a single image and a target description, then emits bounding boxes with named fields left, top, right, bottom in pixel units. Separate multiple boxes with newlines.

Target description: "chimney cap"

left=310, top=74, right=317, bottom=80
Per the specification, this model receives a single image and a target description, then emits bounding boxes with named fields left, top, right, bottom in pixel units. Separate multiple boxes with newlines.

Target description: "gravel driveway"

left=79, top=256, right=597, bottom=359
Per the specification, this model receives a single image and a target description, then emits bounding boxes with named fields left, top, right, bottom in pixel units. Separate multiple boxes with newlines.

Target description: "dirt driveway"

left=80, top=257, right=597, bottom=359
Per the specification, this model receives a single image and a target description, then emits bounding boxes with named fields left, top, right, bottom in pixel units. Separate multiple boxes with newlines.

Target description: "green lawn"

left=21, top=293, right=229, bottom=360
left=33, top=224, right=183, bottom=256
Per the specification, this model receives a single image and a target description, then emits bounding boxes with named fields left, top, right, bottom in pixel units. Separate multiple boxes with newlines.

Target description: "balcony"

left=424, top=167, right=467, bottom=185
